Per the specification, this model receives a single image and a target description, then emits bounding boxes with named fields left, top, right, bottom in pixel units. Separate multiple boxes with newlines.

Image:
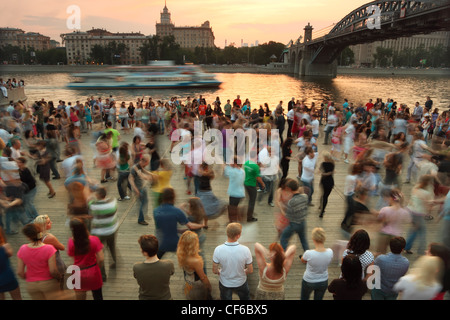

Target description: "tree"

left=339, top=47, right=355, bottom=66
left=373, top=46, right=393, bottom=67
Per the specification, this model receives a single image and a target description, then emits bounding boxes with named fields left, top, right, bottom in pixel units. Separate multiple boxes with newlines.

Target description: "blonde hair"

left=409, top=255, right=443, bottom=290
left=33, top=214, right=50, bottom=239
left=322, top=151, right=333, bottom=163
left=312, top=227, right=326, bottom=243
left=226, top=222, right=242, bottom=239
left=176, top=231, right=201, bottom=269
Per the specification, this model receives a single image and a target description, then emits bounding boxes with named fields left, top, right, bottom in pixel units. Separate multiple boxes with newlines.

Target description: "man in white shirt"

left=311, top=114, right=319, bottom=139
left=212, top=223, right=253, bottom=300
left=287, top=108, right=295, bottom=138
left=301, top=147, right=318, bottom=205
left=156, top=103, right=166, bottom=134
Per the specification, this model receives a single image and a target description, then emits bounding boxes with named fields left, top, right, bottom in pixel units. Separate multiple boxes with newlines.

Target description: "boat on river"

left=67, top=61, right=222, bottom=90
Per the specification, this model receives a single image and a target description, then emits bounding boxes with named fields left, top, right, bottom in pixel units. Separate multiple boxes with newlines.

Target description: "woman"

left=131, top=135, right=144, bottom=164
left=330, top=121, right=343, bottom=160
left=254, top=242, right=296, bottom=300
left=34, top=215, right=66, bottom=284
left=150, top=158, right=173, bottom=209
left=375, top=189, right=411, bottom=255
left=300, top=228, right=333, bottom=300
left=67, top=217, right=104, bottom=300
left=17, top=157, right=38, bottom=220
left=35, top=140, right=56, bottom=198
left=404, top=174, right=435, bottom=255
left=94, top=133, right=116, bottom=183
left=328, top=254, right=367, bottom=300
left=297, top=118, right=309, bottom=139
left=342, top=229, right=374, bottom=280
left=196, top=162, right=224, bottom=226
left=273, top=178, right=293, bottom=238
left=0, top=231, right=21, bottom=300
left=84, top=102, right=92, bottom=131
left=394, top=255, right=443, bottom=300
left=176, top=231, right=212, bottom=300
left=425, top=242, right=450, bottom=300
left=117, top=142, right=132, bottom=201
left=318, top=151, right=335, bottom=218
left=16, top=224, right=61, bottom=299
left=280, top=137, right=293, bottom=180
left=69, top=107, right=80, bottom=138
left=128, top=101, right=135, bottom=129
left=179, top=197, right=207, bottom=253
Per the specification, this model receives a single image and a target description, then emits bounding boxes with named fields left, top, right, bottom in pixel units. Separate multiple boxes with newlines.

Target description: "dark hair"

left=22, top=224, right=41, bottom=244
left=341, top=254, right=363, bottom=289
left=161, top=187, right=175, bottom=204
left=285, top=179, right=299, bottom=192
left=347, top=229, right=371, bottom=255
left=389, top=236, right=406, bottom=254
left=69, top=218, right=90, bottom=255
left=138, top=235, right=158, bottom=257
left=95, top=186, right=107, bottom=199
left=429, top=242, right=450, bottom=270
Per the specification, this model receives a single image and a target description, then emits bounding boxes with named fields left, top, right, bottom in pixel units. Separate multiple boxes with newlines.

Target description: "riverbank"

left=1, top=64, right=449, bottom=76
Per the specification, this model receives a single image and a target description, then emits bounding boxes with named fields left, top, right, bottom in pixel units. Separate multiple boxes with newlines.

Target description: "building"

left=155, top=3, right=215, bottom=49
left=0, top=28, right=51, bottom=51
left=350, top=31, right=450, bottom=66
left=61, top=28, right=150, bottom=65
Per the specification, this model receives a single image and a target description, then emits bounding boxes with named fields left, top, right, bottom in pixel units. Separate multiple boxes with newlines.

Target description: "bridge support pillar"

left=299, top=47, right=337, bottom=77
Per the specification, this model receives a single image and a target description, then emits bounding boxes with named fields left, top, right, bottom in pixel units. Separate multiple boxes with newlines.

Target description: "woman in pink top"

left=67, top=217, right=104, bottom=300
left=16, top=224, right=61, bottom=300
left=376, top=189, right=412, bottom=255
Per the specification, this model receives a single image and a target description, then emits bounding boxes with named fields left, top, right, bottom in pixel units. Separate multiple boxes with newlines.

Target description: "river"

left=1, top=70, right=449, bottom=110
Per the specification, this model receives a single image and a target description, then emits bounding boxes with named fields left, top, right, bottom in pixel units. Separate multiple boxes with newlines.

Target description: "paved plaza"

left=3, top=126, right=443, bottom=300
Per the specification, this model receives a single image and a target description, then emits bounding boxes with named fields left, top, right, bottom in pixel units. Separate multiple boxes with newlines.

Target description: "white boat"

left=67, top=61, right=222, bottom=89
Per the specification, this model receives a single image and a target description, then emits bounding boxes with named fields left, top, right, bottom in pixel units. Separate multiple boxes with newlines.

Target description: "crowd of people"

left=0, top=92, right=449, bottom=301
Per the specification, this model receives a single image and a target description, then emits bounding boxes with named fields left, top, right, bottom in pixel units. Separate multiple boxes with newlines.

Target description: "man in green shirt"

left=224, top=99, right=232, bottom=118
left=244, top=160, right=265, bottom=222
left=104, top=121, right=120, bottom=151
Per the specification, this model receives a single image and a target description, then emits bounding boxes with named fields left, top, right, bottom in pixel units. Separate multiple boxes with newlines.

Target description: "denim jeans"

left=158, top=118, right=165, bottom=133
left=323, top=125, right=334, bottom=144
left=301, top=179, right=314, bottom=204
left=280, top=220, right=309, bottom=252
left=258, top=177, right=274, bottom=204
left=371, top=288, right=398, bottom=300
left=405, top=213, right=426, bottom=254
left=117, top=170, right=131, bottom=199
left=23, top=187, right=38, bottom=220
left=301, top=279, right=328, bottom=300
left=4, top=207, right=32, bottom=234
left=219, top=280, right=250, bottom=300
left=137, top=188, right=148, bottom=223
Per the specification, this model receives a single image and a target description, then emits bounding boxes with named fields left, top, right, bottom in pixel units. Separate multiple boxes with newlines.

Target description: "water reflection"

left=1, top=71, right=448, bottom=108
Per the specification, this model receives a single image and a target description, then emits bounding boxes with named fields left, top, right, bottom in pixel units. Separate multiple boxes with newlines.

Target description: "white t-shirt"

left=394, top=274, right=442, bottom=300
left=302, top=248, right=333, bottom=283
left=213, top=241, right=252, bottom=287
left=287, top=109, right=295, bottom=121
left=311, top=119, right=319, bottom=135
left=62, top=155, right=82, bottom=177
left=301, top=153, right=318, bottom=182
left=344, top=174, right=358, bottom=196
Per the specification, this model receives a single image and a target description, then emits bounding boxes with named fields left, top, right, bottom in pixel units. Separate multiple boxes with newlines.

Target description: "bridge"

left=287, top=0, right=450, bottom=77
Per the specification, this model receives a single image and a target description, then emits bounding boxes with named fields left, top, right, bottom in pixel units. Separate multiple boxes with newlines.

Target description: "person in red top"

left=68, top=217, right=104, bottom=300
left=198, top=103, right=207, bottom=128
left=365, top=99, right=374, bottom=113
left=233, top=95, right=242, bottom=108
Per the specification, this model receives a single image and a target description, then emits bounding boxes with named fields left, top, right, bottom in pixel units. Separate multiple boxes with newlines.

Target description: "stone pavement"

left=3, top=126, right=444, bottom=300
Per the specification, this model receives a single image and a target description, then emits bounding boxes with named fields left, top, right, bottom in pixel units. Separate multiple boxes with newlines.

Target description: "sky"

left=1, top=0, right=371, bottom=48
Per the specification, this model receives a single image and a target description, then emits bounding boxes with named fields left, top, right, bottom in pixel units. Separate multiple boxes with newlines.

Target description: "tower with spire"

left=156, top=1, right=174, bottom=37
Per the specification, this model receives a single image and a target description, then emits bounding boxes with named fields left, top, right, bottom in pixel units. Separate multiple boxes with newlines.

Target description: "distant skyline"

left=1, top=0, right=371, bottom=48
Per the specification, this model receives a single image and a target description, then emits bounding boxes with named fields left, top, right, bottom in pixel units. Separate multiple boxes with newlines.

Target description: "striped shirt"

left=89, top=198, right=118, bottom=236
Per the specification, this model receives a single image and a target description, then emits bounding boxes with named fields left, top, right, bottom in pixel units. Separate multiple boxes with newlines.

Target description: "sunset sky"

left=2, top=0, right=371, bottom=48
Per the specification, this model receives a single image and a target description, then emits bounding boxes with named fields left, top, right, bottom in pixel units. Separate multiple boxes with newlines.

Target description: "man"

left=280, top=179, right=310, bottom=253
left=224, top=99, right=232, bottom=118
left=212, top=222, right=253, bottom=300
left=224, top=157, right=246, bottom=223
left=425, top=96, right=433, bottom=110
left=323, top=110, right=337, bottom=145
left=244, top=159, right=265, bottom=222
left=133, top=234, right=175, bottom=300
left=104, top=121, right=120, bottom=152
left=286, top=107, right=295, bottom=138
left=233, top=95, right=242, bottom=108
left=153, top=187, right=203, bottom=258
left=89, top=186, right=119, bottom=281
left=155, top=102, right=166, bottom=134
left=129, top=154, right=155, bottom=226
left=412, top=102, right=423, bottom=122
left=300, top=147, right=318, bottom=205
left=371, top=237, right=409, bottom=300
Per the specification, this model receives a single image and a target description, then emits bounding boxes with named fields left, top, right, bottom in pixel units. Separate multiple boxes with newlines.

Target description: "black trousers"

left=320, top=184, right=333, bottom=214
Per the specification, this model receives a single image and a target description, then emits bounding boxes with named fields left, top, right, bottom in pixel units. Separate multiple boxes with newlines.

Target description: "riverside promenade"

left=4, top=126, right=443, bottom=301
